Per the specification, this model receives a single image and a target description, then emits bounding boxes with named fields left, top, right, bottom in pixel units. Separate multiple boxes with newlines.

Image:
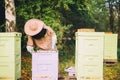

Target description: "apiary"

left=32, top=50, right=58, bottom=80
left=0, top=32, right=21, bottom=80
left=104, top=33, right=118, bottom=63
left=75, top=32, right=104, bottom=80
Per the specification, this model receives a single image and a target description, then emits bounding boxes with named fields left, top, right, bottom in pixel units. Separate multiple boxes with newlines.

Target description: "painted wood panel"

left=75, top=32, right=104, bottom=80
left=32, top=50, right=58, bottom=80
left=0, top=32, right=21, bottom=80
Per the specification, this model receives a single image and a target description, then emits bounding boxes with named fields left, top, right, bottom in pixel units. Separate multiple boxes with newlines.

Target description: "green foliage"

left=0, top=24, right=5, bottom=32
left=104, top=63, right=120, bottom=80
left=85, top=0, right=109, bottom=31
left=117, top=48, right=120, bottom=61
left=14, top=0, right=76, bottom=54
left=1, top=0, right=120, bottom=62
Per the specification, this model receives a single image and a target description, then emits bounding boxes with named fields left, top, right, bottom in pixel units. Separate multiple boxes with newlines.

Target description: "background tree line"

left=0, top=0, right=120, bottom=61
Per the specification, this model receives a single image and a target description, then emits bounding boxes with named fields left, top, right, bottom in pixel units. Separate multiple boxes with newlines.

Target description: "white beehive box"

left=104, top=34, right=118, bottom=63
left=32, top=50, right=58, bottom=80
left=0, top=32, right=21, bottom=80
left=75, top=32, right=104, bottom=80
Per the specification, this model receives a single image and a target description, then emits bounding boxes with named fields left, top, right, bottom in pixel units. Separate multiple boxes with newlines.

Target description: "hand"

left=26, top=46, right=34, bottom=54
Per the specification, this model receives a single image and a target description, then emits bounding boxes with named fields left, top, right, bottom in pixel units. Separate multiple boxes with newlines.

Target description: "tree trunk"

left=118, top=0, right=120, bottom=39
left=5, top=0, right=16, bottom=32
left=118, top=1, right=120, bottom=33
left=108, top=1, right=114, bottom=33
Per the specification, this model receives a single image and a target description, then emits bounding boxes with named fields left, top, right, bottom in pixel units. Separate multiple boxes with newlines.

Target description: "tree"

left=0, top=0, right=5, bottom=32
left=104, top=0, right=120, bottom=33
left=5, top=0, right=16, bottom=32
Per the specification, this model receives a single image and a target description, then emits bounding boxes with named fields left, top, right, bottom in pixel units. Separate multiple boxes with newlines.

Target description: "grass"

left=104, top=62, right=120, bottom=80
left=21, top=53, right=120, bottom=80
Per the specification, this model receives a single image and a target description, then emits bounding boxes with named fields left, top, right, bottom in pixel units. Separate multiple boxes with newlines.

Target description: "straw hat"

left=24, top=19, right=45, bottom=36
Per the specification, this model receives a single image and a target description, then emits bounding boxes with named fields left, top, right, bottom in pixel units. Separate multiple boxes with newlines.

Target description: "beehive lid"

left=77, top=28, right=95, bottom=32
left=105, top=32, right=113, bottom=34
left=0, top=32, right=22, bottom=37
left=75, top=32, right=104, bottom=36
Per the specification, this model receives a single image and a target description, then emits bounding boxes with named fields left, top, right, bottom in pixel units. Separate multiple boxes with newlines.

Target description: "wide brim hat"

left=24, top=18, right=45, bottom=36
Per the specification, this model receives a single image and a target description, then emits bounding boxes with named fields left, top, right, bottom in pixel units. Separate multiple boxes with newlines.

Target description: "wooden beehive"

left=75, top=32, right=104, bottom=80
left=104, top=33, right=118, bottom=65
left=0, top=32, right=21, bottom=80
left=32, top=50, right=58, bottom=80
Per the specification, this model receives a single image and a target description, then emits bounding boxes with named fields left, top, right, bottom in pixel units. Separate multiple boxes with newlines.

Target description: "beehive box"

left=104, top=34, right=118, bottom=63
left=75, top=32, right=104, bottom=80
left=0, top=32, right=21, bottom=80
left=32, top=50, right=58, bottom=80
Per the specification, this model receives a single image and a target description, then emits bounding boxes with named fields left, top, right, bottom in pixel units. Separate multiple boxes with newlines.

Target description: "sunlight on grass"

left=104, top=62, right=120, bottom=80
left=21, top=55, right=120, bottom=80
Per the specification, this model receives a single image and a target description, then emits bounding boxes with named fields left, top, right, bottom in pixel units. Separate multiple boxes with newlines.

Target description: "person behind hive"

left=24, top=18, right=61, bottom=77
left=24, top=18, right=57, bottom=53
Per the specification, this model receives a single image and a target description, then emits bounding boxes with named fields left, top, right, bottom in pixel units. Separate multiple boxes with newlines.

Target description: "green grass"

left=104, top=62, right=120, bottom=80
left=21, top=53, right=120, bottom=79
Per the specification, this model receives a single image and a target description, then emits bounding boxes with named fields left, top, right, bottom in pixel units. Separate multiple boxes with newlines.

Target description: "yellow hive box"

left=0, top=32, right=21, bottom=80
left=75, top=32, right=104, bottom=80
left=104, top=33, right=118, bottom=62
